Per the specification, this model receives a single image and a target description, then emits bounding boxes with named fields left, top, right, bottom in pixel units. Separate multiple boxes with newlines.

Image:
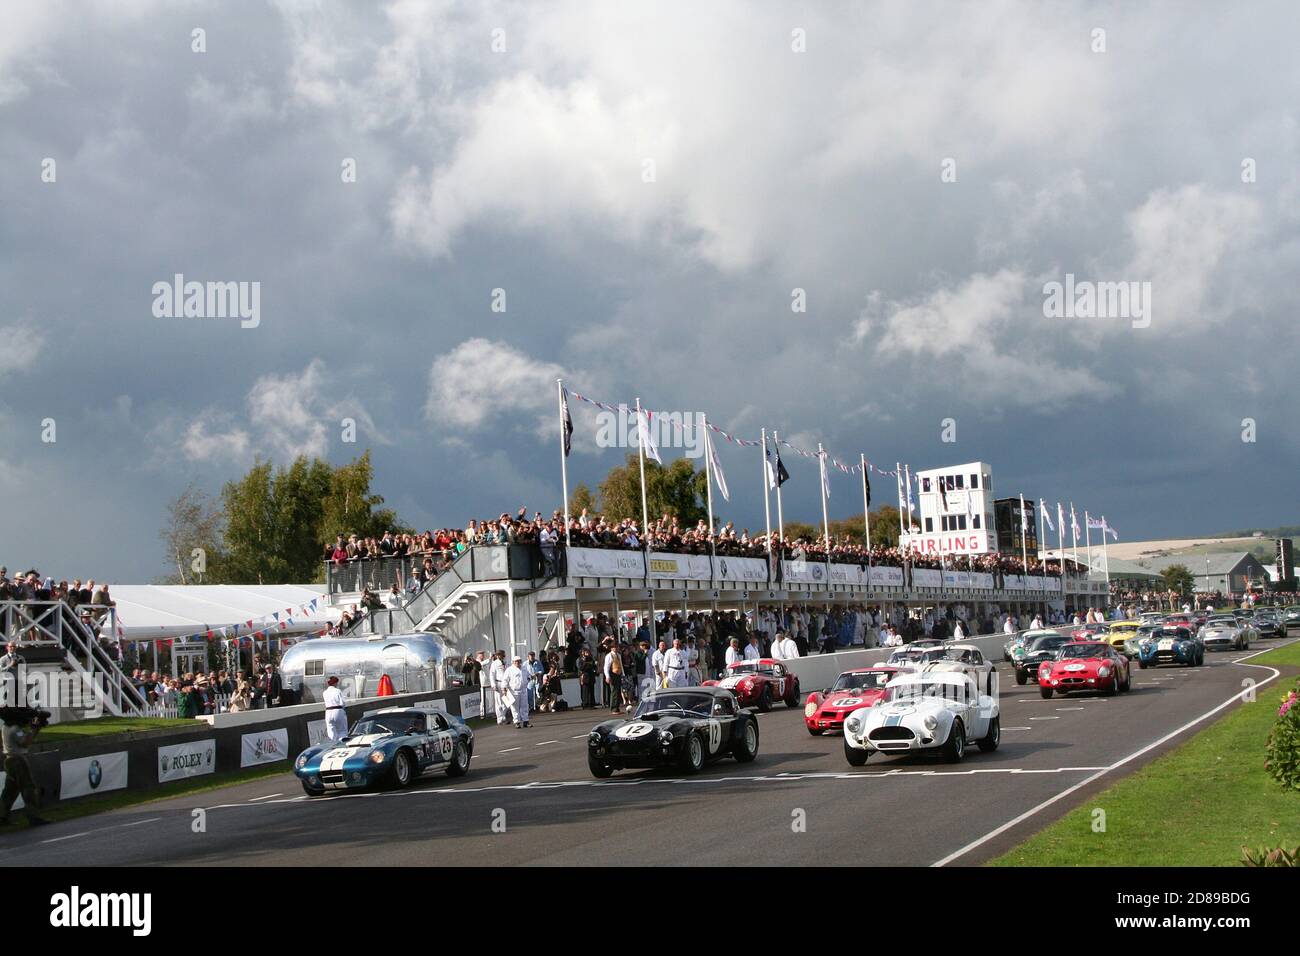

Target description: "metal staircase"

left=0, top=600, right=145, bottom=717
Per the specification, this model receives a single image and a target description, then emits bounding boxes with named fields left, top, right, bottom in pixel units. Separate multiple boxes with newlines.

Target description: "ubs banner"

left=157, top=739, right=216, bottom=783
left=240, top=727, right=290, bottom=767
left=60, top=751, right=129, bottom=799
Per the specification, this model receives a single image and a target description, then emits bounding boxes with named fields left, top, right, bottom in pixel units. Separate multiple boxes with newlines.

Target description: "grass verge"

left=989, top=643, right=1300, bottom=866
left=40, top=716, right=197, bottom=744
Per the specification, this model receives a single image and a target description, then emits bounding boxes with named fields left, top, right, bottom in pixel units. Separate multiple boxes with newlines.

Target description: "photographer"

left=0, top=707, right=50, bottom=828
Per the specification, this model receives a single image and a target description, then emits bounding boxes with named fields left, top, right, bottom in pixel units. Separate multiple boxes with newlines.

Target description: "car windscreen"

left=1028, top=636, right=1067, bottom=651
left=1060, top=643, right=1107, bottom=659
left=833, top=671, right=890, bottom=692
left=635, top=693, right=712, bottom=718
left=1206, top=617, right=1235, bottom=626
left=349, top=715, right=420, bottom=737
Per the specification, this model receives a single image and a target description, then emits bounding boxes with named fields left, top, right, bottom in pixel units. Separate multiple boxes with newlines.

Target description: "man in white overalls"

left=663, top=638, right=691, bottom=688
left=503, top=655, right=530, bottom=728
left=323, top=676, right=349, bottom=742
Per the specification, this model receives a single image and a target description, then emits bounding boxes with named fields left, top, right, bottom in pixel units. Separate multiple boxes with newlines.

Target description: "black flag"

left=561, top=387, right=573, bottom=457
left=775, top=447, right=789, bottom=487
left=862, top=467, right=871, bottom=507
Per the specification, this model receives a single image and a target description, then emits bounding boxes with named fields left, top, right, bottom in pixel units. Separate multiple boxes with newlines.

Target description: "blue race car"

left=294, top=707, right=473, bottom=796
left=1136, top=626, right=1204, bottom=669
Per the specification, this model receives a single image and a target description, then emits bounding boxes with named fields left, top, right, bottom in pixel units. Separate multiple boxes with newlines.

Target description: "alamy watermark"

left=152, top=274, right=260, bottom=328
left=1042, top=273, right=1151, bottom=329
left=594, top=408, right=706, bottom=458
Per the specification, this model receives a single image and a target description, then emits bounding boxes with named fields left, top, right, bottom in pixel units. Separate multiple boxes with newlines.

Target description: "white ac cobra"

left=842, top=672, right=1000, bottom=766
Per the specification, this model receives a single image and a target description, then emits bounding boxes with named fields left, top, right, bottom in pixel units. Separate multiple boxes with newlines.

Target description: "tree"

left=158, top=483, right=225, bottom=584
left=1160, top=563, right=1196, bottom=595
left=321, top=451, right=404, bottom=543
left=868, top=505, right=902, bottom=549
left=597, top=454, right=707, bottom=526
left=569, top=482, right=597, bottom=516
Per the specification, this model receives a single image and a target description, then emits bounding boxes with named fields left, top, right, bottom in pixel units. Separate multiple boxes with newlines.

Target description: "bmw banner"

left=157, top=739, right=216, bottom=783
left=239, top=727, right=289, bottom=767
left=60, top=751, right=129, bottom=799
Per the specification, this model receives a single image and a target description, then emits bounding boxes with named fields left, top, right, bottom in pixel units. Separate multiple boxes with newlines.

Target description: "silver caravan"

left=280, top=632, right=450, bottom=704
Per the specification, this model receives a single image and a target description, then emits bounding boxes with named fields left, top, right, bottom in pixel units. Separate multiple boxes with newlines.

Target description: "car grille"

left=319, top=770, right=345, bottom=785
left=869, top=726, right=915, bottom=741
left=1057, top=676, right=1088, bottom=686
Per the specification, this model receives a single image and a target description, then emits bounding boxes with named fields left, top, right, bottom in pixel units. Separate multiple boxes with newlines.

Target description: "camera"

left=0, top=706, right=52, bottom=728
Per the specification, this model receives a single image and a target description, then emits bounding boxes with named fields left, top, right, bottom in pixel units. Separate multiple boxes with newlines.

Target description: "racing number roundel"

left=614, top=722, right=655, bottom=740
left=440, top=734, right=453, bottom=757
left=707, top=719, right=722, bottom=753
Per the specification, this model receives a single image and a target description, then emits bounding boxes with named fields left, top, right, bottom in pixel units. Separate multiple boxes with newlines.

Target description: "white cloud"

left=0, top=325, right=44, bottom=376
left=181, top=419, right=252, bottom=463
left=426, top=338, right=567, bottom=437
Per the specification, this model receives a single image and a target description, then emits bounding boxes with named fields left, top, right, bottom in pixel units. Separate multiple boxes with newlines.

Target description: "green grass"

left=2, top=763, right=290, bottom=831
left=990, top=651, right=1300, bottom=866
left=40, top=716, right=196, bottom=744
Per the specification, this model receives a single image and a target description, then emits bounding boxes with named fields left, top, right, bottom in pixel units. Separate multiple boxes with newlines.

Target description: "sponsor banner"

left=869, top=565, right=905, bottom=587
left=157, top=739, right=216, bottom=783
left=782, top=559, right=827, bottom=584
left=460, top=692, right=483, bottom=719
left=969, top=572, right=995, bottom=589
left=942, top=570, right=970, bottom=589
left=912, top=568, right=942, bottom=588
left=240, top=727, right=289, bottom=767
left=566, top=547, right=645, bottom=578
left=1043, top=577, right=1061, bottom=592
left=307, top=719, right=329, bottom=748
left=60, top=751, right=128, bottom=799
left=646, top=551, right=712, bottom=580
left=1005, top=574, right=1026, bottom=590
left=829, top=563, right=868, bottom=585
left=714, top=555, right=769, bottom=582
left=1027, top=576, right=1044, bottom=591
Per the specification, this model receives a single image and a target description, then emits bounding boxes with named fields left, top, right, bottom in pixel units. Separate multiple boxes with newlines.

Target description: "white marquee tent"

left=103, top=584, right=340, bottom=643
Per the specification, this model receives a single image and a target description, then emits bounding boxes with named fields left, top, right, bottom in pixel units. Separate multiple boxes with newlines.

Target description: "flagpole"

left=1101, top=515, right=1112, bottom=593
left=818, top=443, right=831, bottom=556
left=773, top=430, right=785, bottom=543
left=896, top=462, right=904, bottom=537
left=762, top=428, right=772, bottom=553
left=635, top=398, right=650, bottom=539
left=860, top=454, right=870, bottom=548
left=1070, top=502, right=1079, bottom=570
left=703, top=415, right=716, bottom=565
left=1058, top=502, right=1066, bottom=574
left=1084, top=509, right=1093, bottom=579
left=556, top=379, right=571, bottom=547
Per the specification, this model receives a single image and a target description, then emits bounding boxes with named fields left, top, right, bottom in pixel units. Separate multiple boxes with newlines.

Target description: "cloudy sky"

left=2, top=1, right=1298, bottom=582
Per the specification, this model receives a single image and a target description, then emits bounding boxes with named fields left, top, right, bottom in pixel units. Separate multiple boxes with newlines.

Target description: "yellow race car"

left=1104, top=621, right=1142, bottom=657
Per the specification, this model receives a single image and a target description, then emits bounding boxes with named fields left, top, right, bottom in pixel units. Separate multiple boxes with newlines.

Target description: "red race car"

left=1038, top=640, right=1131, bottom=698
left=803, top=665, right=913, bottom=735
left=704, top=658, right=800, bottom=711
left=1070, top=622, right=1110, bottom=642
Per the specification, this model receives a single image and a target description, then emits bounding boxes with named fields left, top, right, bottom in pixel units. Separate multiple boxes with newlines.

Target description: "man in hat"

left=502, top=654, right=530, bottom=728
left=323, top=676, right=349, bottom=741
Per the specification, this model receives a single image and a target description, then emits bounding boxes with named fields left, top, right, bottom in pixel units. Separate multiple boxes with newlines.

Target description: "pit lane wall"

left=18, top=685, right=486, bottom=807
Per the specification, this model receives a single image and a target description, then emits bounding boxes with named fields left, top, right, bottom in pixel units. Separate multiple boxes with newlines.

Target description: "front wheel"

left=1015, top=670, right=1027, bottom=685
left=587, top=752, right=613, bottom=778
left=734, top=721, right=759, bottom=763
left=1039, top=685, right=1053, bottom=699
left=942, top=720, right=966, bottom=763
left=806, top=725, right=823, bottom=737
left=445, top=739, right=470, bottom=777
left=390, top=749, right=414, bottom=789
left=977, top=715, right=1000, bottom=752
left=301, top=781, right=324, bottom=797
left=1138, top=659, right=1149, bottom=669
left=757, top=686, right=772, bottom=713
left=843, top=739, right=870, bottom=767
left=680, top=733, right=706, bottom=774
left=785, top=689, right=801, bottom=708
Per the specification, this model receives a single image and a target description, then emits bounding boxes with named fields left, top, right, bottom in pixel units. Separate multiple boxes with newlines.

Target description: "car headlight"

left=295, top=753, right=309, bottom=770
left=804, top=702, right=817, bottom=717
left=589, top=731, right=602, bottom=745
left=846, top=716, right=862, bottom=733
left=923, top=716, right=937, bottom=731
left=1098, top=666, right=1110, bottom=678
left=658, top=730, right=674, bottom=743
left=368, top=750, right=386, bottom=764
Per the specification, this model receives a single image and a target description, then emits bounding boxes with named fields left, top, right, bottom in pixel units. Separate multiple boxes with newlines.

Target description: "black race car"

left=1013, top=632, right=1071, bottom=684
left=587, top=686, right=759, bottom=777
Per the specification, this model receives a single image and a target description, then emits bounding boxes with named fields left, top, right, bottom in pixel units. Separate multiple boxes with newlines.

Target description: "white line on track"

left=931, top=641, right=1292, bottom=867
left=120, top=817, right=162, bottom=827
left=570, top=734, right=589, bottom=739
left=535, top=740, right=559, bottom=746
left=1003, top=727, right=1031, bottom=731
left=248, top=793, right=282, bottom=802
left=41, top=832, right=91, bottom=844
left=1056, top=707, right=1085, bottom=711
left=1028, top=716, right=1059, bottom=720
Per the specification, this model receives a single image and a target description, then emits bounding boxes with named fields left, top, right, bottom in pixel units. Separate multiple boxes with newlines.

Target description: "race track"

left=2, top=641, right=1291, bottom=867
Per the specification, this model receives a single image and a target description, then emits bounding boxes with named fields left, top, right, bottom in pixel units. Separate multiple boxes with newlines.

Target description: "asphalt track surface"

left=3, top=639, right=1294, bottom=867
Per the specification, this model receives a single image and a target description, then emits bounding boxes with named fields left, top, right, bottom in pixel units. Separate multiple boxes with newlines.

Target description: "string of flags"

left=115, top=597, right=329, bottom=645
left=566, top=389, right=901, bottom=477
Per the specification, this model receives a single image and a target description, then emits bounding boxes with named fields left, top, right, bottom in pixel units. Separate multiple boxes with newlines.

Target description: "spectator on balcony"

left=386, top=583, right=404, bottom=610
left=0, top=642, right=18, bottom=673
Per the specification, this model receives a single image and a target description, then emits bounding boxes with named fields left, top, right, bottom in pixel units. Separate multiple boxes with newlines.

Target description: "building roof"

left=104, top=584, right=339, bottom=641
left=1136, top=552, right=1266, bottom=576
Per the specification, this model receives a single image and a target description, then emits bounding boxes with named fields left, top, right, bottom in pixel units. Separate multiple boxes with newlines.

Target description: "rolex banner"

left=60, top=751, right=129, bottom=799
left=158, top=739, right=216, bottom=783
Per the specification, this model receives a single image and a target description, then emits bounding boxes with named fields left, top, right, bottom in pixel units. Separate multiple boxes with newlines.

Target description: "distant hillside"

left=1212, top=525, right=1300, bottom=539
left=1105, top=535, right=1295, bottom=565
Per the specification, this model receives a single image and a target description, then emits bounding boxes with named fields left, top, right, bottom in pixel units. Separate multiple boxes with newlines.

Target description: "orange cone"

left=377, top=674, right=396, bottom=697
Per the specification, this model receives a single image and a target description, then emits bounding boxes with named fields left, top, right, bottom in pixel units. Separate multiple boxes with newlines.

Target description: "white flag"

left=820, top=451, right=831, bottom=500
left=637, top=407, right=662, bottom=464
left=1041, top=500, right=1054, bottom=532
left=1020, top=494, right=1028, bottom=532
left=707, top=430, right=730, bottom=502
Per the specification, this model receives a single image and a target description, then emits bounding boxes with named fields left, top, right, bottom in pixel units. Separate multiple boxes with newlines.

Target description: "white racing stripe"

left=930, top=642, right=1292, bottom=867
